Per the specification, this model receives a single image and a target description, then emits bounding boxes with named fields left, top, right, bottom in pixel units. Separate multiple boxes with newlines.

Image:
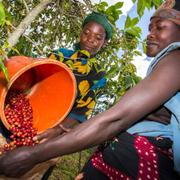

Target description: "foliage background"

left=0, top=0, right=162, bottom=179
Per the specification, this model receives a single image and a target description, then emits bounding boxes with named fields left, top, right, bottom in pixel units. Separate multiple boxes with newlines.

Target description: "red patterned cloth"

left=82, top=132, right=179, bottom=180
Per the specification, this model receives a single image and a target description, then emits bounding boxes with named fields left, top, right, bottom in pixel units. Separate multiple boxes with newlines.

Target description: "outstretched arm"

left=37, top=51, right=180, bottom=159
left=0, top=50, right=180, bottom=177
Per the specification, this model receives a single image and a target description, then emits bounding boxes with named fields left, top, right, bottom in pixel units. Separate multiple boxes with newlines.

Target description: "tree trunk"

left=8, top=0, right=56, bottom=47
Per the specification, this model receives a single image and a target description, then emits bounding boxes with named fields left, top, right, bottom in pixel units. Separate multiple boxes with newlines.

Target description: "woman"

left=0, top=0, right=180, bottom=179
left=38, top=11, right=113, bottom=179
left=36, top=11, right=112, bottom=140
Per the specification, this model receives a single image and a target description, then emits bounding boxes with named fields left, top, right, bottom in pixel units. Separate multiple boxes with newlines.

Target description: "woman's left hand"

left=0, top=146, right=36, bottom=178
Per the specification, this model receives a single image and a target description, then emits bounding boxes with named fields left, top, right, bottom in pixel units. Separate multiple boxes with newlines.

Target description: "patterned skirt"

left=82, top=132, right=180, bottom=180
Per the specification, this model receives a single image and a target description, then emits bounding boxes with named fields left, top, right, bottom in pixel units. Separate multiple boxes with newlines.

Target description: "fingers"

left=33, top=131, right=48, bottom=141
left=75, top=173, right=84, bottom=180
left=33, top=125, right=71, bottom=142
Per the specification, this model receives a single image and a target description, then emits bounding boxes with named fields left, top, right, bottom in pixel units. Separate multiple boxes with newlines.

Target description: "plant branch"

left=23, top=34, right=44, bottom=55
left=22, top=0, right=29, bottom=13
left=7, top=0, right=57, bottom=47
left=8, top=24, right=44, bottom=56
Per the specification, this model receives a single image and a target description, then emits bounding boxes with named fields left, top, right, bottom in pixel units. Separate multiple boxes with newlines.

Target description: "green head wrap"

left=82, top=12, right=113, bottom=40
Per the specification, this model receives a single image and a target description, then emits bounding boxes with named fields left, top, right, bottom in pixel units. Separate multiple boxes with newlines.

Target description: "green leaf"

left=152, top=0, right=161, bottom=7
left=131, top=17, right=139, bottom=26
left=0, top=57, right=9, bottom=82
left=105, top=2, right=122, bottom=24
left=97, top=1, right=108, bottom=12
left=105, top=65, right=118, bottom=79
left=131, top=0, right=136, bottom=3
left=106, top=6, right=114, bottom=14
left=124, top=75, right=133, bottom=89
left=125, top=16, right=131, bottom=28
left=17, top=0, right=23, bottom=4
left=133, top=75, right=142, bottom=83
left=137, top=0, right=145, bottom=17
left=99, top=1, right=108, bottom=7
left=142, top=41, right=147, bottom=54
left=4, top=8, right=13, bottom=22
left=126, top=26, right=141, bottom=38
left=145, top=0, right=152, bottom=10
left=0, top=2, right=5, bottom=26
left=133, top=50, right=142, bottom=56
left=114, top=2, right=124, bottom=9
left=108, top=15, right=115, bottom=23
left=125, top=17, right=139, bottom=29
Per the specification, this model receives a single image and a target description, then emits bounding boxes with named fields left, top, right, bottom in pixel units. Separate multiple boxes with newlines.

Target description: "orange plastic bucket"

left=0, top=56, right=76, bottom=133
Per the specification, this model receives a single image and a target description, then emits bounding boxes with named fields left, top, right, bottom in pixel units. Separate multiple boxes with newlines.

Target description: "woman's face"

left=80, top=21, right=107, bottom=56
left=146, top=18, right=180, bottom=57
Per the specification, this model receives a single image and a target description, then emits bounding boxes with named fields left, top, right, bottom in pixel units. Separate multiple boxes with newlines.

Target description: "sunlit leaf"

left=126, top=26, right=141, bottom=38
left=0, top=57, right=9, bottom=82
left=152, top=0, right=162, bottom=8
left=137, top=0, right=145, bottom=17
left=145, top=0, right=152, bottom=10
left=0, top=2, right=5, bottom=26
left=114, top=2, right=124, bottom=9
left=133, top=50, right=142, bottom=56
left=99, top=1, right=108, bottom=7
left=131, top=17, right=139, bottom=26
left=125, top=16, right=131, bottom=28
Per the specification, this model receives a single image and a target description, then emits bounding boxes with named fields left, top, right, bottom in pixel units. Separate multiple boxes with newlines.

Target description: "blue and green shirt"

left=49, top=48, right=106, bottom=122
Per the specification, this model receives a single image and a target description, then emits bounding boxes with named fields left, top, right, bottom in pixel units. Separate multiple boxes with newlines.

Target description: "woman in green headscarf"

left=35, top=11, right=113, bottom=142
left=38, top=12, right=113, bottom=179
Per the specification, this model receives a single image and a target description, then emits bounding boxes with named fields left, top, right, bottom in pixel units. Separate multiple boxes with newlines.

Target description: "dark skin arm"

left=36, top=102, right=171, bottom=143
left=0, top=51, right=180, bottom=177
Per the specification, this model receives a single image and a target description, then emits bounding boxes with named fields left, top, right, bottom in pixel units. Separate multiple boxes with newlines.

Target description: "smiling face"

left=80, top=21, right=107, bottom=56
left=146, top=18, right=180, bottom=57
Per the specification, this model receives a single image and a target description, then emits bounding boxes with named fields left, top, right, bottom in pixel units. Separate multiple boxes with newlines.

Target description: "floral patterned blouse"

left=49, top=48, right=106, bottom=122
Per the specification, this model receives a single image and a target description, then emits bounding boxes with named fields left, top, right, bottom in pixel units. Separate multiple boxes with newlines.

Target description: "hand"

left=0, top=146, right=36, bottom=177
left=75, top=173, right=84, bottom=180
left=33, top=124, right=71, bottom=143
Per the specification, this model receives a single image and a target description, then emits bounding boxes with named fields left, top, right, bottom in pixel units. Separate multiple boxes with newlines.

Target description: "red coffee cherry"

left=3, top=91, right=38, bottom=153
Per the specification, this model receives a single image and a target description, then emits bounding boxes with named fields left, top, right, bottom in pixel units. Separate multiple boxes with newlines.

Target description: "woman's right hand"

left=33, top=125, right=70, bottom=143
left=33, top=117, right=78, bottom=142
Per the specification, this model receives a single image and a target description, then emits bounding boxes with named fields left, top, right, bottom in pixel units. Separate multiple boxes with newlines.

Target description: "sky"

left=90, top=0, right=155, bottom=78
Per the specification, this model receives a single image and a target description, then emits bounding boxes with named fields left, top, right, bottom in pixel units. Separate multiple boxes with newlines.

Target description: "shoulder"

left=156, top=49, right=180, bottom=69
left=165, top=49, right=180, bottom=58
left=150, top=49, right=180, bottom=89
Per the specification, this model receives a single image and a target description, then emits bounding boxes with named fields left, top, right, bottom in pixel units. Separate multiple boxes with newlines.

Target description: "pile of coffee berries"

left=3, top=91, right=38, bottom=152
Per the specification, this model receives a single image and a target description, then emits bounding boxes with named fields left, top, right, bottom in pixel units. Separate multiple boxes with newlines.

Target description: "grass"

left=49, top=148, right=95, bottom=180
